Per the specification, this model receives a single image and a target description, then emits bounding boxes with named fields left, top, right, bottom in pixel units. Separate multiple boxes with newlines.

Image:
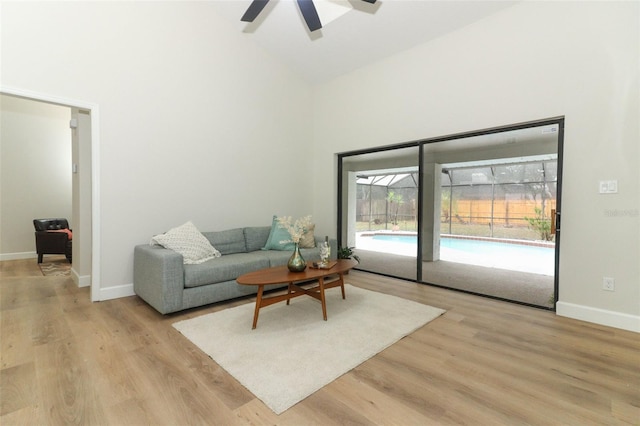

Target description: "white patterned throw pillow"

left=150, top=221, right=221, bottom=264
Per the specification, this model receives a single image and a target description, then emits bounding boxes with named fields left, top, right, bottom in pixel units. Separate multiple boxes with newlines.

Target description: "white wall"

left=0, top=94, right=72, bottom=259
left=312, top=2, right=639, bottom=331
left=1, top=2, right=314, bottom=295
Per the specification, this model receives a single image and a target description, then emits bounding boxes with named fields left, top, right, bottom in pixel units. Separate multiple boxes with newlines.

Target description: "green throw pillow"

left=262, top=215, right=296, bottom=251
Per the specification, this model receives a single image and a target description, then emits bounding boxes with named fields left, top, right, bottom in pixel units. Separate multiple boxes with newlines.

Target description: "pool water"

left=372, top=234, right=552, bottom=256
left=360, top=234, right=555, bottom=276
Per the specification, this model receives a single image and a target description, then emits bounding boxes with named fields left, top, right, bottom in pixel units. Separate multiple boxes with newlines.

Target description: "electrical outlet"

left=602, top=277, right=615, bottom=291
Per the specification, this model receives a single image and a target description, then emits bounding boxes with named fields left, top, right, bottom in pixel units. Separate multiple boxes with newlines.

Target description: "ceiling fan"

left=241, top=0, right=377, bottom=32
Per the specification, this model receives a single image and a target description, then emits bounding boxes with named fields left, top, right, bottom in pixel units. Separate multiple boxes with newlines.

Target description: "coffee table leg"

left=318, top=277, right=327, bottom=321
left=339, top=273, right=346, bottom=299
left=286, top=282, right=292, bottom=305
left=252, top=285, right=264, bottom=329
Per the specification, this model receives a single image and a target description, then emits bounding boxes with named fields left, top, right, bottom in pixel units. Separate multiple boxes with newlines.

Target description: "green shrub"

left=524, top=207, right=553, bottom=241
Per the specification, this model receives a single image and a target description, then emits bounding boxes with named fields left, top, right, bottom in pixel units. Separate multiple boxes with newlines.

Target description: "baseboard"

left=0, top=252, right=37, bottom=261
left=99, top=283, right=135, bottom=301
left=556, top=302, right=640, bottom=333
left=71, top=268, right=91, bottom=288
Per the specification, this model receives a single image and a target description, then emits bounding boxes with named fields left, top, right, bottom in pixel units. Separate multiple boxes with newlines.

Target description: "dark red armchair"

left=33, top=218, right=72, bottom=263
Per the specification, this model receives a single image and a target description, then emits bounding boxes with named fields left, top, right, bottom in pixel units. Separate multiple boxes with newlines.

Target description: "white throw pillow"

left=150, top=221, right=221, bottom=264
left=299, top=223, right=316, bottom=248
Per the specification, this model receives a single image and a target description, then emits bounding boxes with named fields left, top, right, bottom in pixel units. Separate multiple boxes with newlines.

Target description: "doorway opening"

left=0, top=86, right=101, bottom=301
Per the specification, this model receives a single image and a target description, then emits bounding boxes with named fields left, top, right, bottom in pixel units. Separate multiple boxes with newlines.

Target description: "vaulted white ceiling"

left=209, top=0, right=518, bottom=84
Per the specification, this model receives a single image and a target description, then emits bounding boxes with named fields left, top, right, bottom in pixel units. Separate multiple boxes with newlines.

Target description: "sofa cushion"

left=262, top=215, right=296, bottom=251
left=203, top=228, right=246, bottom=255
left=299, top=223, right=316, bottom=248
left=244, top=226, right=271, bottom=252
left=150, top=221, right=221, bottom=264
left=184, top=253, right=269, bottom=288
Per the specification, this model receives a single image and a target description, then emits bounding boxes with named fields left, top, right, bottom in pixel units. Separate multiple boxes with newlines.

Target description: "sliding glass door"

left=339, top=146, right=419, bottom=280
left=338, top=118, right=563, bottom=309
left=420, top=123, right=560, bottom=308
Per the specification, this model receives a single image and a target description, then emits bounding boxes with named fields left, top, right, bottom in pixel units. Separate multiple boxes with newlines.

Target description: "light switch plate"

left=599, top=180, right=618, bottom=194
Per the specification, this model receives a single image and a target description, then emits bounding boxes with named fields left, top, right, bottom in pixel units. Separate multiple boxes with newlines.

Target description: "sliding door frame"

left=337, top=116, right=565, bottom=309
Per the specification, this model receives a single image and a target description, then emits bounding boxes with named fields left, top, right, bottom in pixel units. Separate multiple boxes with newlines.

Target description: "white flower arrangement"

left=277, top=215, right=312, bottom=244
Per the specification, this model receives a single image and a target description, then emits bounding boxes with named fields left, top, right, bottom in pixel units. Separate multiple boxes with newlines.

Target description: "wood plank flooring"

left=1, top=258, right=638, bottom=425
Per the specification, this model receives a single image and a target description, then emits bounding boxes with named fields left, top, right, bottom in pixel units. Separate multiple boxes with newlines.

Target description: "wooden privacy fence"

left=450, top=199, right=556, bottom=227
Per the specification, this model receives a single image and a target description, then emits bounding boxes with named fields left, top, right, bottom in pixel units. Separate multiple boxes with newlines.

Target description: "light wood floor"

left=1, top=257, right=638, bottom=425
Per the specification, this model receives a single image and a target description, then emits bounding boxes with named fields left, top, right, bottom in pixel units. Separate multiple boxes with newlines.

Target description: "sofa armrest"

left=133, top=244, right=185, bottom=314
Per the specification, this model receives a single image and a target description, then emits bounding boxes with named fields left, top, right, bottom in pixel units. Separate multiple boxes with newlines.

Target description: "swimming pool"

left=358, top=233, right=555, bottom=275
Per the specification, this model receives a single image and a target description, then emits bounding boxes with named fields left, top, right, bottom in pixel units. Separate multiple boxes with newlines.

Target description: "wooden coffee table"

left=236, top=259, right=358, bottom=329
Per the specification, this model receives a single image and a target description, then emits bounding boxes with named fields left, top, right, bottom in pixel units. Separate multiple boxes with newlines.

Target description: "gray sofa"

left=133, top=226, right=337, bottom=314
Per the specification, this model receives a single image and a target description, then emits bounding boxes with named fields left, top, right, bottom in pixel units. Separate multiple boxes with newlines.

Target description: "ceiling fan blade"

left=361, top=0, right=377, bottom=3
left=241, top=0, right=270, bottom=22
left=297, top=0, right=322, bottom=32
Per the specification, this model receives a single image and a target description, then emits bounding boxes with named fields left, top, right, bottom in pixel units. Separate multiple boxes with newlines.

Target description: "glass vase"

left=287, top=242, right=307, bottom=272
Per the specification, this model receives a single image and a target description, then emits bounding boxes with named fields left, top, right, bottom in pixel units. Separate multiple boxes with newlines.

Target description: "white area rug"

left=173, top=284, right=445, bottom=414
